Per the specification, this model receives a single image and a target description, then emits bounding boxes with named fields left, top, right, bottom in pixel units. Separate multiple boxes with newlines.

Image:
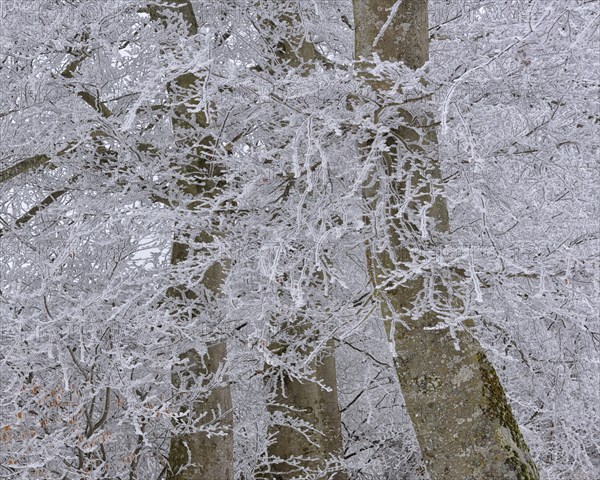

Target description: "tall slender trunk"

left=264, top=336, right=345, bottom=480
left=151, top=2, right=234, bottom=479
left=167, top=238, right=233, bottom=480
left=258, top=5, right=346, bottom=479
left=353, top=1, right=539, bottom=479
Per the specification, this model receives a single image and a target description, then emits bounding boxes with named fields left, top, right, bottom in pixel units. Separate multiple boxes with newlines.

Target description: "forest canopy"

left=0, top=1, right=598, bottom=479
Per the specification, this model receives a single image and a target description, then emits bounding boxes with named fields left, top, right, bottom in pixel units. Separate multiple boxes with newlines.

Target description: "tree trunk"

left=152, top=2, right=234, bottom=479
left=259, top=5, right=346, bottom=478
left=167, top=240, right=233, bottom=480
left=263, top=339, right=346, bottom=480
left=353, top=1, right=539, bottom=479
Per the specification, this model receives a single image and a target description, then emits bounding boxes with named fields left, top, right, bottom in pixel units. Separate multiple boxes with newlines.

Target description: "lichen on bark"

left=478, top=352, right=539, bottom=480
left=353, top=0, right=540, bottom=478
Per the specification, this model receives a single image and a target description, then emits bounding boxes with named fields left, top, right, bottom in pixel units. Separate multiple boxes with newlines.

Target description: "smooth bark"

left=259, top=5, right=346, bottom=478
left=167, top=239, right=233, bottom=480
left=152, top=2, right=234, bottom=479
left=263, top=339, right=346, bottom=480
left=353, top=1, right=539, bottom=478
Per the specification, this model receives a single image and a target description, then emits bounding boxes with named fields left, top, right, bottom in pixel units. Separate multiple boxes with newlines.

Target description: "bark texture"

left=263, top=340, right=346, bottom=480
left=167, top=344, right=232, bottom=480
left=353, top=1, right=539, bottom=479
left=167, top=242, right=233, bottom=480
left=259, top=5, right=346, bottom=479
left=153, top=2, right=234, bottom=479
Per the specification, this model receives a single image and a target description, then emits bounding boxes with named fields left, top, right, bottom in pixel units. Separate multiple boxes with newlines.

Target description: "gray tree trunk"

left=151, top=2, right=234, bottom=479
left=167, top=238, right=233, bottom=480
left=264, top=339, right=346, bottom=480
left=259, top=6, right=347, bottom=479
left=353, top=1, right=539, bottom=479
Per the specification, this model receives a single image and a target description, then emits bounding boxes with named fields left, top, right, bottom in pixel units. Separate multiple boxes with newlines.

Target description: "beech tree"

left=148, top=1, right=234, bottom=479
left=1, top=1, right=598, bottom=480
left=354, top=0, right=538, bottom=478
